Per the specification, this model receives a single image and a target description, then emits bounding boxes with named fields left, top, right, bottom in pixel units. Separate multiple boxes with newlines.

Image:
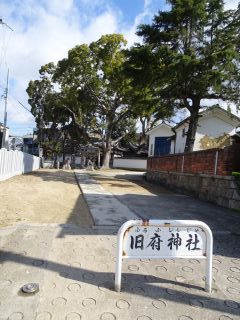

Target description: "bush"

left=232, top=172, right=240, bottom=177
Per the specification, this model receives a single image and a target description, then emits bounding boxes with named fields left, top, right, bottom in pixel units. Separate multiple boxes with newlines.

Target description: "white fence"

left=113, top=158, right=147, bottom=170
left=0, top=149, right=40, bottom=181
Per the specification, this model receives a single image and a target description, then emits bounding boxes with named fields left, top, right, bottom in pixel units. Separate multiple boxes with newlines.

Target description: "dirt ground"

left=0, top=169, right=93, bottom=227
left=0, top=168, right=169, bottom=228
left=91, top=170, right=171, bottom=196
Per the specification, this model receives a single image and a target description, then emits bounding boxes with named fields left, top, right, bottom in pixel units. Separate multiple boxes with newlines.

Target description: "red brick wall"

left=147, top=144, right=240, bottom=176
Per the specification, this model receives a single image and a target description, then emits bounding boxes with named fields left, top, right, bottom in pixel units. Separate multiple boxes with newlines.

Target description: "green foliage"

left=129, top=0, right=240, bottom=152
left=232, top=172, right=240, bottom=177
left=28, top=34, right=154, bottom=167
left=42, top=140, right=61, bottom=158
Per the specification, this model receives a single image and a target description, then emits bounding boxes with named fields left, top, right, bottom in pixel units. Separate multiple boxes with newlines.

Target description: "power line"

left=0, top=19, right=14, bottom=32
left=3, top=93, right=32, bottom=114
left=10, top=124, right=33, bottom=126
left=17, top=100, right=31, bottom=113
left=0, top=94, right=32, bottom=113
left=13, top=126, right=33, bottom=128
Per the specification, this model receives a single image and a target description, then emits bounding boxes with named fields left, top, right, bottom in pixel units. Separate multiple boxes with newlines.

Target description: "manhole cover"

left=21, top=283, right=39, bottom=294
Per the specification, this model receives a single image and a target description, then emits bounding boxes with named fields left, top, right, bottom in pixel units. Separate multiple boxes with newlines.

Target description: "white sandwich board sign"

left=115, top=220, right=213, bottom=293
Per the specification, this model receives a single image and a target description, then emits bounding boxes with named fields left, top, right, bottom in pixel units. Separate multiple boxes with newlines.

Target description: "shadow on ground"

left=2, top=170, right=239, bottom=318
left=1, top=249, right=240, bottom=317
left=26, top=169, right=77, bottom=185
left=26, top=169, right=240, bottom=260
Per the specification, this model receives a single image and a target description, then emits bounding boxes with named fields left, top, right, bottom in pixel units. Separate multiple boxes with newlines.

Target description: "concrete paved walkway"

left=75, top=170, right=138, bottom=226
left=0, top=169, right=239, bottom=320
left=85, top=170, right=240, bottom=235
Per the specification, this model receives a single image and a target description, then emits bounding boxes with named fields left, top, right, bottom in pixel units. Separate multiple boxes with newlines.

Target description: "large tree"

left=53, top=34, right=138, bottom=168
left=124, top=44, right=174, bottom=148
left=130, top=0, right=240, bottom=152
left=27, top=35, right=138, bottom=168
left=27, top=63, right=92, bottom=160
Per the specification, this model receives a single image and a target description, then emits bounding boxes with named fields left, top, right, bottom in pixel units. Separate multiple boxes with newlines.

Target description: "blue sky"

left=0, top=0, right=239, bottom=137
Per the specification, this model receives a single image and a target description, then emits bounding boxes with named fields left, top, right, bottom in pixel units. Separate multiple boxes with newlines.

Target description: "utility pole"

left=0, top=19, right=13, bottom=148
left=2, top=68, right=9, bottom=148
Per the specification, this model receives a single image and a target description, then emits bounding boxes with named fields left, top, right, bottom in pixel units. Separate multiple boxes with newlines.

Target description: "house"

left=147, top=122, right=175, bottom=156
left=147, top=107, right=240, bottom=156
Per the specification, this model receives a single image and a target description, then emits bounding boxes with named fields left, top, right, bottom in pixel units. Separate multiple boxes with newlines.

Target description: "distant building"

left=9, top=136, right=23, bottom=151
left=22, top=133, right=39, bottom=156
left=0, top=123, right=9, bottom=149
left=147, top=107, right=240, bottom=156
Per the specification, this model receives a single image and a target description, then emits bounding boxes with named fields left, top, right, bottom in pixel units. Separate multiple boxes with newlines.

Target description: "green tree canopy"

left=53, top=34, right=136, bottom=168
left=27, top=35, right=134, bottom=167
left=128, top=0, right=240, bottom=152
left=27, top=33, right=177, bottom=166
left=27, top=62, right=90, bottom=159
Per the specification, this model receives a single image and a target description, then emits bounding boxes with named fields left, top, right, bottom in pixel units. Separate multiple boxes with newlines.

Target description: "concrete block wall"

left=113, top=158, right=147, bottom=170
left=146, top=171, right=240, bottom=210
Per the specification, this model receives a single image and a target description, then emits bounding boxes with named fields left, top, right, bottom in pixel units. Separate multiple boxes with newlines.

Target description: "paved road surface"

left=0, top=169, right=239, bottom=320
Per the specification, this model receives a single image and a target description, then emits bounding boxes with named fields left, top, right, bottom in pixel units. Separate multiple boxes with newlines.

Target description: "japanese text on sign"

left=124, top=225, right=206, bottom=257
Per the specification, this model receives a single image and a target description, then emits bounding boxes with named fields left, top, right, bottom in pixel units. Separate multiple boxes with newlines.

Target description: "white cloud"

left=144, top=0, right=152, bottom=9
left=1, top=0, right=155, bottom=136
left=82, top=11, right=118, bottom=41
left=224, top=0, right=239, bottom=10
left=0, top=0, right=123, bottom=135
left=42, top=0, right=74, bottom=14
left=1, top=0, right=239, bottom=136
left=121, top=0, right=153, bottom=47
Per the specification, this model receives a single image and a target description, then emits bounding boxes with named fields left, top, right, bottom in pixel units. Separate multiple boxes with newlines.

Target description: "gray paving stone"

left=0, top=224, right=239, bottom=320
left=1, top=170, right=240, bottom=319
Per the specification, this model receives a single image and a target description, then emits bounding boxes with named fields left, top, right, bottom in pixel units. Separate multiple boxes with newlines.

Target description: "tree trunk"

left=101, top=112, right=115, bottom=169
left=62, top=133, right=67, bottom=165
left=101, top=145, right=111, bottom=169
left=101, top=126, right=113, bottom=169
left=139, top=117, right=147, bottom=146
left=184, top=101, right=200, bottom=153
left=81, top=148, right=86, bottom=167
